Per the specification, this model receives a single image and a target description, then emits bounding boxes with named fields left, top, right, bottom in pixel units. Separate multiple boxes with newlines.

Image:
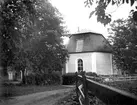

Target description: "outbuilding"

left=64, top=32, right=113, bottom=75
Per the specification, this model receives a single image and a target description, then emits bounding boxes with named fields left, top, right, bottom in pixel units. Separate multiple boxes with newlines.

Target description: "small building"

left=7, top=69, right=22, bottom=81
left=64, top=32, right=113, bottom=75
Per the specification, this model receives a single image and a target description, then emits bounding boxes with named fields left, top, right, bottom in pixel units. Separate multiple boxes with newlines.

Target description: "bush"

left=1, top=83, right=16, bottom=98
left=25, top=72, right=61, bottom=85
left=62, top=73, right=76, bottom=85
left=86, top=72, right=98, bottom=77
left=86, top=72, right=104, bottom=82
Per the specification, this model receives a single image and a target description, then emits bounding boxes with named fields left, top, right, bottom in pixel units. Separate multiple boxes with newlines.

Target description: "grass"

left=0, top=85, right=69, bottom=97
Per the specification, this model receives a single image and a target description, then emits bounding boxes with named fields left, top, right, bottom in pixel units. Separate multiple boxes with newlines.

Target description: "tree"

left=108, top=17, right=137, bottom=74
left=84, top=0, right=137, bottom=25
left=0, top=0, right=68, bottom=83
left=0, top=0, right=35, bottom=76
left=29, top=37, right=68, bottom=74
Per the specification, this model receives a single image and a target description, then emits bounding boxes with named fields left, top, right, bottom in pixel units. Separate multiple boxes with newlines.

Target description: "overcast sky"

left=50, top=0, right=136, bottom=44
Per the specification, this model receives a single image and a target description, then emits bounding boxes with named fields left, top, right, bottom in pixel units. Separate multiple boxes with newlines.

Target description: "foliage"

left=86, top=72, right=98, bottom=77
left=1, top=84, right=16, bottom=98
left=0, top=0, right=68, bottom=83
left=29, top=38, right=68, bottom=74
left=62, top=73, right=76, bottom=85
left=0, top=0, right=33, bottom=77
left=84, top=0, right=137, bottom=25
left=108, top=17, right=137, bottom=73
left=25, top=72, right=62, bottom=85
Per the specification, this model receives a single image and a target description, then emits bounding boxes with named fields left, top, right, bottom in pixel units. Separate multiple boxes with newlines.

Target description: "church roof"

left=67, top=32, right=112, bottom=53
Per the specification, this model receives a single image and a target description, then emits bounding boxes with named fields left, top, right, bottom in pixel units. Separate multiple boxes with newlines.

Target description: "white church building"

left=64, top=32, right=113, bottom=75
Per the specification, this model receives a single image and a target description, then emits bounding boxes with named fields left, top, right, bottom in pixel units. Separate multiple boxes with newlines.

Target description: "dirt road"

left=1, top=86, right=74, bottom=105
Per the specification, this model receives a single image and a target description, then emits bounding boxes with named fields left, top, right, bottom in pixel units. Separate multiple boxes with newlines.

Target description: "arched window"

left=78, top=59, right=83, bottom=72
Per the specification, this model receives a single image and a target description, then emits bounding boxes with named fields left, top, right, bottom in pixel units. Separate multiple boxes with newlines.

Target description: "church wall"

left=96, top=52, right=113, bottom=75
left=65, top=52, right=113, bottom=75
left=66, top=52, right=95, bottom=73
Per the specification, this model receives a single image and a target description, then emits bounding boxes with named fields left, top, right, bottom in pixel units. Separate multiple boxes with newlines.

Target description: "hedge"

left=25, top=72, right=61, bottom=85
left=62, top=73, right=76, bottom=85
left=86, top=72, right=98, bottom=77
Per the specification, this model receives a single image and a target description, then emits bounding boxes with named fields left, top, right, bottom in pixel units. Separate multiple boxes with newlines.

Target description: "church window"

left=78, top=59, right=83, bottom=72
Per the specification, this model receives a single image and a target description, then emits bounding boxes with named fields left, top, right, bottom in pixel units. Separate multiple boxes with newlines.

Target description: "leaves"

left=126, top=0, right=129, bottom=3
left=122, top=0, right=125, bottom=3
left=133, top=11, right=137, bottom=21
left=112, top=0, right=115, bottom=5
left=0, top=0, right=68, bottom=77
left=89, top=11, right=95, bottom=18
left=86, top=0, right=137, bottom=25
left=108, top=17, right=137, bottom=73
left=107, top=0, right=111, bottom=4
left=84, top=0, right=93, bottom=7
left=131, top=0, right=134, bottom=6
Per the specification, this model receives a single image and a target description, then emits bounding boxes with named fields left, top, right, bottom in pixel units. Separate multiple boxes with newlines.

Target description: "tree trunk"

left=22, top=70, right=26, bottom=84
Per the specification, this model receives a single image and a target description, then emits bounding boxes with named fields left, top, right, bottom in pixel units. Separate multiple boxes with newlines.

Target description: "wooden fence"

left=98, top=75, right=137, bottom=82
left=75, top=71, right=137, bottom=105
left=76, top=72, right=89, bottom=105
left=110, top=76, right=137, bottom=81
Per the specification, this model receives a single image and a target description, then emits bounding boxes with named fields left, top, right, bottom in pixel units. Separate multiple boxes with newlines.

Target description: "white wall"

left=92, top=53, right=96, bottom=73
left=8, top=71, right=13, bottom=80
left=96, top=52, right=113, bottom=75
left=66, top=52, right=95, bottom=73
left=66, top=52, right=113, bottom=75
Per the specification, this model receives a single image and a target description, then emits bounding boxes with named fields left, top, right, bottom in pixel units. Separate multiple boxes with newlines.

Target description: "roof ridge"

left=69, top=32, right=102, bottom=38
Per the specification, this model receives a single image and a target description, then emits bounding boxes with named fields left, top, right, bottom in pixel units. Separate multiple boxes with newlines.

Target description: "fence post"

left=82, top=71, right=89, bottom=105
left=75, top=72, right=78, bottom=101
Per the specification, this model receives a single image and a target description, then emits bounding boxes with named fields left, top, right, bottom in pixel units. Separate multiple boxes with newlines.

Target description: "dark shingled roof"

left=67, top=32, right=112, bottom=53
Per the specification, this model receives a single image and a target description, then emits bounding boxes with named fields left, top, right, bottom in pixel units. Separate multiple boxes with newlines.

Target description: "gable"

left=67, top=32, right=112, bottom=53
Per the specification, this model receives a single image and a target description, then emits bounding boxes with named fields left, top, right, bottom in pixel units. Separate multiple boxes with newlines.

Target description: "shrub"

left=86, top=72, right=103, bottom=82
left=62, top=73, right=76, bottom=85
left=25, top=72, right=61, bottom=85
left=1, top=83, right=16, bottom=98
left=86, top=72, right=98, bottom=77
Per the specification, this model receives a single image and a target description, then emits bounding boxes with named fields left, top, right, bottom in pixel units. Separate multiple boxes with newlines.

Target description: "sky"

left=50, top=0, right=136, bottom=44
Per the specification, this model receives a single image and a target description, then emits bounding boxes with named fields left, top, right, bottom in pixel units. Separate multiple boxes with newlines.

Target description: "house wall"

left=66, top=52, right=113, bottom=75
left=96, top=52, right=113, bottom=75
left=66, top=52, right=94, bottom=73
left=8, top=71, right=13, bottom=80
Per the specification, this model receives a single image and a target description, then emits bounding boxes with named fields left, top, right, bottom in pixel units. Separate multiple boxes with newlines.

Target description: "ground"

left=0, top=85, right=75, bottom=105
left=1, top=85, right=71, bottom=97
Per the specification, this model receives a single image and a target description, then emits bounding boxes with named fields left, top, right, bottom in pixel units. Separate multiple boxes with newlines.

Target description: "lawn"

left=0, top=85, right=70, bottom=97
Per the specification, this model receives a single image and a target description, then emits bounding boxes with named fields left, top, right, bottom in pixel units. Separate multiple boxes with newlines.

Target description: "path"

left=1, top=86, right=75, bottom=105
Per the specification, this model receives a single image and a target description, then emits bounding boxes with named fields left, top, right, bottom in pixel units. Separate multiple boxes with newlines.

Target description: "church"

left=64, top=32, right=113, bottom=75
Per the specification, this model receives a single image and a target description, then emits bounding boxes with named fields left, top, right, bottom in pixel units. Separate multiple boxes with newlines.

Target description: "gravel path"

left=1, top=86, right=74, bottom=105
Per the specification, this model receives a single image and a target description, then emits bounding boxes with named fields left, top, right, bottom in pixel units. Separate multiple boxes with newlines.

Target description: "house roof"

left=67, top=32, right=112, bottom=53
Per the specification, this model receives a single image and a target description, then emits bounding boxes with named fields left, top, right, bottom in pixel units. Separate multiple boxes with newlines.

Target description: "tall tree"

left=108, top=17, right=137, bottom=73
left=29, top=37, right=68, bottom=74
left=0, top=0, right=68, bottom=82
left=0, top=0, right=36, bottom=80
left=84, top=0, right=137, bottom=25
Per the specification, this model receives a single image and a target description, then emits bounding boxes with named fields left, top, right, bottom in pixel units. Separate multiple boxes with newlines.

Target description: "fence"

left=75, top=71, right=137, bottom=105
left=111, top=76, right=137, bottom=81
left=76, top=72, right=89, bottom=105
left=98, top=75, right=137, bottom=82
